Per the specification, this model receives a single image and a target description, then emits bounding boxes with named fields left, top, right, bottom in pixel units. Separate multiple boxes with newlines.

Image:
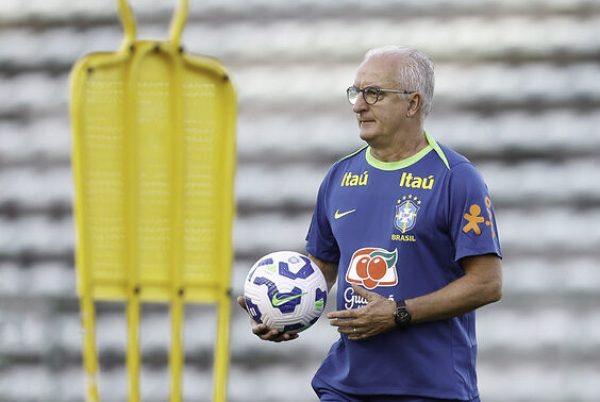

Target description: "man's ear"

left=406, top=93, right=422, bottom=118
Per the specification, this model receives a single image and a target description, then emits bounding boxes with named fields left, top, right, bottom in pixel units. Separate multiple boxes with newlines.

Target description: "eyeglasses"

left=347, top=85, right=414, bottom=105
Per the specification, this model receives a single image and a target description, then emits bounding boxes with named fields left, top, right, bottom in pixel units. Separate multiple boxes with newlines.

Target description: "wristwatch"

left=394, top=299, right=412, bottom=328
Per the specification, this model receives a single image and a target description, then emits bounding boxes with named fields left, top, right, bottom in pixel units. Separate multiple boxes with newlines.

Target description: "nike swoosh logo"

left=271, top=292, right=306, bottom=306
left=334, top=209, right=356, bottom=219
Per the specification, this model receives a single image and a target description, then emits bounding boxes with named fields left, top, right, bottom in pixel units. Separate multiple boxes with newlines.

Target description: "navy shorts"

left=312, top=376, right=481, bottom=402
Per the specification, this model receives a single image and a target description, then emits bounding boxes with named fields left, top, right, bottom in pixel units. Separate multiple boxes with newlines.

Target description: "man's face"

left=352, top=56, right=412, bottom=146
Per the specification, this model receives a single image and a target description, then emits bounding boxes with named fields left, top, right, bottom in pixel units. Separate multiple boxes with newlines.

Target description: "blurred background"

left=1, top=0, right=600, bottom=401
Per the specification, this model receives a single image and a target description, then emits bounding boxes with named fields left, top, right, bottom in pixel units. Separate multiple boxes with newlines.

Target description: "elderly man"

left=242, top=46, right=502, bottom=402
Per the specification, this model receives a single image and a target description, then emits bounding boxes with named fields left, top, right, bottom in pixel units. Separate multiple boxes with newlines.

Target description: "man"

left=240, top=46, right=502, bottom=402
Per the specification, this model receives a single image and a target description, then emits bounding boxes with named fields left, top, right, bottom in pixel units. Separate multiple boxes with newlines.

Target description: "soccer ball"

left=244, top=251, right=328, bottom=334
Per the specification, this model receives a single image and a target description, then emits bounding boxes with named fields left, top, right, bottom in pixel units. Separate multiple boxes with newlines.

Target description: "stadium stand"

left=1, top=0, right=599, bottom=401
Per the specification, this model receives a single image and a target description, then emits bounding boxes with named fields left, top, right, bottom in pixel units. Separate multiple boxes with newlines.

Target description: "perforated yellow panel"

left=72, top=45, right=235, bottom=303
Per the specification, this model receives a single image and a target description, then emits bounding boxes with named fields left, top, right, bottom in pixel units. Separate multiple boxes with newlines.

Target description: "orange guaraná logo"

left=346, top=248, right=398, bottom=289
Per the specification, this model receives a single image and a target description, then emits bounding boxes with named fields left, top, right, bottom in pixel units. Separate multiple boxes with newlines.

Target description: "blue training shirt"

left=305, top=133, right=502, bottom=400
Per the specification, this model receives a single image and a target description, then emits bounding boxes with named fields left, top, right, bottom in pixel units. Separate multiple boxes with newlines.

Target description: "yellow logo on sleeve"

left=463, top=204, right=485, bottom=235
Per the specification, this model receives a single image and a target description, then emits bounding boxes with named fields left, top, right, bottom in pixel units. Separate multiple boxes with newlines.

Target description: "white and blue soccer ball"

left=244, top=251, right=328, bottom=334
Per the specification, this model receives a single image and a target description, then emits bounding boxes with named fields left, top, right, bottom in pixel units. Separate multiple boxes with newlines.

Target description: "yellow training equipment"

left=69, top=1, right=236, bottom=401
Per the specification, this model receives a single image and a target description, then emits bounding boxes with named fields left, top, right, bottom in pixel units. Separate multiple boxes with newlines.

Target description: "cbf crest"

left=394, top=195, right=421, bottom=233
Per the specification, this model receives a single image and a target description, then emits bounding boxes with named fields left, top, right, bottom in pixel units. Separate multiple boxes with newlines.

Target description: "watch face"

left=395, top=307, right=411, bottom=327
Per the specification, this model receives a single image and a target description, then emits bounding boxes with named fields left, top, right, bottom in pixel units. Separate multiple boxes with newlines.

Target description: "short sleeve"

left=305, top=172, right=340, bottom=263
left=447, top=162, right=502, bottom=262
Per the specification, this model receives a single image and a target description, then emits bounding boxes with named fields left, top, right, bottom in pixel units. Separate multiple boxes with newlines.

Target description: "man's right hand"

left=236, top=296, right=299, bottom=342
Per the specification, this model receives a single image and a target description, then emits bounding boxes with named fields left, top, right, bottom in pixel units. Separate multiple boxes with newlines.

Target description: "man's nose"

left=352, top=94, right=368, bottom=113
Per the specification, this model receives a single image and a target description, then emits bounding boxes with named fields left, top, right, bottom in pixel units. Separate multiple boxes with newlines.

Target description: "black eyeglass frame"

left=346, top=85, right=414, bottom=105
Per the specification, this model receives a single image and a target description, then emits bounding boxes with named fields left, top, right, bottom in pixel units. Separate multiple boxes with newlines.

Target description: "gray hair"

left=364, top=46, right=435, bottom=119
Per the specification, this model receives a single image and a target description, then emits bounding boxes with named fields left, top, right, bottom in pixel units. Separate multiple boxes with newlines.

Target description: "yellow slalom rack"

left=69, top=1, right=236, bottom=401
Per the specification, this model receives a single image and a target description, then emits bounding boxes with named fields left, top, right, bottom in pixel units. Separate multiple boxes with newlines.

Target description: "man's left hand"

left=327, top=284, right=397, bottom=341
